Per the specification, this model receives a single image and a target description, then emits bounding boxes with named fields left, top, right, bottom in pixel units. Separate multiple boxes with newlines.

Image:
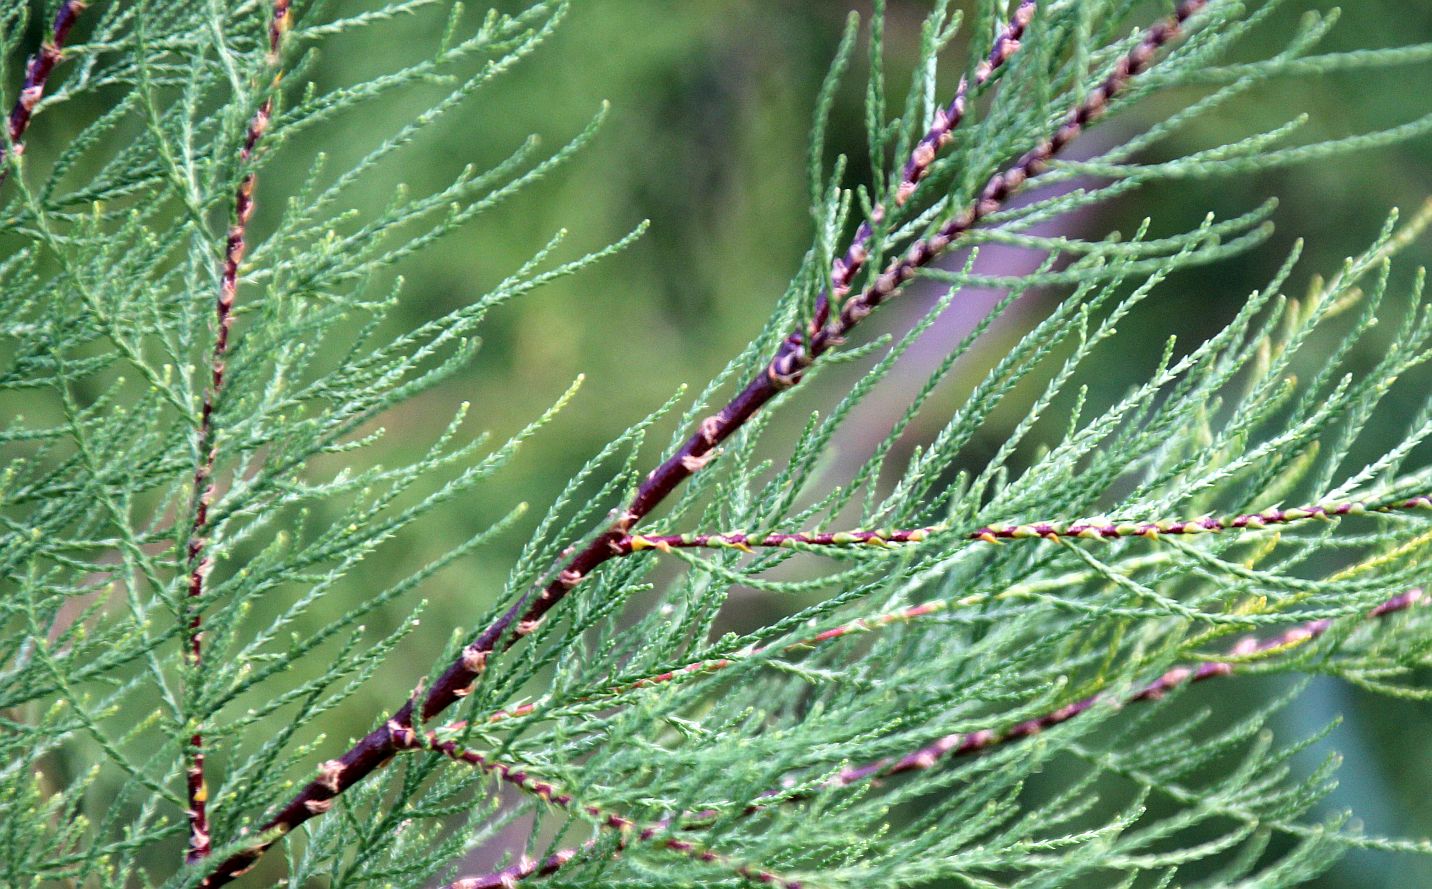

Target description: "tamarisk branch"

left=466, top=493, right=1430, bottom=728
left=830, top=588, right=1425, bottom=785
left=428, top=0, right=1208, bottom=741
left=184, top=0, right=292, bottom=867
left=202, top=3, right=1220, bottom=883
left=442, top=589, right=1424, bottom=888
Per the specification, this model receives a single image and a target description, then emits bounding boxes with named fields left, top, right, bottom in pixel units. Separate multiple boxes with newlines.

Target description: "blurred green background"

left=22, top=0, right=1432, bottom=884
left=259, top=2, right=1432, bottom=885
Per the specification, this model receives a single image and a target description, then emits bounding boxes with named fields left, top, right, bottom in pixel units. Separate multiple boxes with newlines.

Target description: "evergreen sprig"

left=2, top=1, right=1430, bottom=887
left=435, top=588, right=1425, bottom=889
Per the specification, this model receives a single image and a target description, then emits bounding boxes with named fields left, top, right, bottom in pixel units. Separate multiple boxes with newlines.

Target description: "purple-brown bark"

left=0, top=1, right=88, bottom=188
left=185, top=0, right=292, bottom=866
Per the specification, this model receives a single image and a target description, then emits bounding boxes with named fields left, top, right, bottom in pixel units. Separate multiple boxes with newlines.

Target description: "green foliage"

left=0, top=1, right=1429, bottom=887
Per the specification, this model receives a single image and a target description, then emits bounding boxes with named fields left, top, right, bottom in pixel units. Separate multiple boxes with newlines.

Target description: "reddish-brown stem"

left=470, top=491, right=1429, bottom=726
left=202, top=5, right=1206, bottom=884
left=185, top=0, right=291, bottom=866
left=390, top=730, right=804, bottom=889
left=788, top=0, right=1209, bottom=381
left=0, top=1, right=87, bottom=189
left=616, top=494, right=1432, bottom=555
left=829, top=587, right=1424, bottom=786
left=444, top=589, right=1424, bottom=888
left=812, top=0, right=1038, bottom=333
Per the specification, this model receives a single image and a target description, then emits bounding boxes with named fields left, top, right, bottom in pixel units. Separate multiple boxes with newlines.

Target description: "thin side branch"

left=202, top=4, right=1212, bottom=883
left=391, top=730, right=805, bottom=889
left=443, top=589, right=1424, bottom=888
left=617, top=494, right=1432, bottom=554
left=1, top=1, right=88, bottom=189
left=474, top=491, right=1430, bottom=725
left=815, top=0, right=1037, bottom=332
left=774, top=0, right=1207, bottom=386
left=184, top=0, right=292, bottom=866
left=830, top=587, right=1424, bottom=785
